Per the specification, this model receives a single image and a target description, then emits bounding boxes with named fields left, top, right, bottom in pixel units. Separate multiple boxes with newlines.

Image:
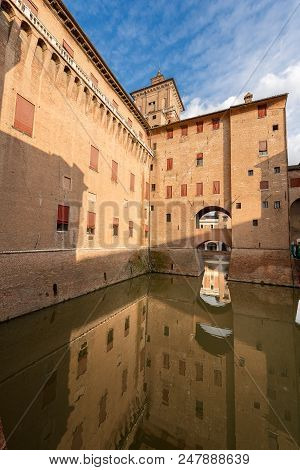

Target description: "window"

left=14, top=94, right=35, bottom=137
left=63, top=176, right=72, bottom=191
left=253, top=219, right=258, bottom=226
left=152, top=115, right=156, bottom=120
left=164, top=326, right=170, bottom=336
left=87, top=211, right=96, bottom=235
left=167, top=128, right=173, bottom=139
left=23, top=0, right=38, bottom=15
left=254, top=401, right=260, bottom=410
left=112, top=100, right=118, bottom=110
left=153, top=143, right=157, bottom=150
left=167, top=158, right=173, bottom=170
left=181, top=184, right=187, bottom=197
left=196, top=153, right=203, bottom=166
left=258, top=104, right=267, bottom=118
left=151, top=184, right=156, bottom=191
left=166, top=186, right=172, bottom=199
left=113, top=218, right=119, bottom=237
left=163, top=353, right=170, bottom=369
left=260, top=180, right=269, bottom=190
left=90, top=73, right=98, bottom=87
left=212, top=118, right=220, bottom=130
left=196, top=121, right=203, bottom=133
left=262, top=201, right=269, bottom=208
left=236, top=202, right=242, bottom=209
left=196, top=400, right=203, bottom=419
left=259, top=140, right=268, bottom=156
left=122, top=369, right=128, bottom=395
left=150, top=164, right=153, bottom=171
left=273, top=124, right=279, bottom=131
left=214, top=370, right=222, bottom=387
left=162, top=388, right=169, bottom=406
left=130, top=173, right=135, bottom=192
left=111, top=160, right=118, bottom=182
left=145, top=182, right=150, bottom=200
left=213, top=181, right=220, bottom=194
left=181, top=125, right=188, bottom=136
left=107, top=329, right=114, bottom=352
left=129, top=221, right=133, bottom=238
left=195, top=363, right=203, bottom=381
left=179, top=360, right=186, bottom=376
left=62, top=39, right=74, bottom=58
left=90, top=145, right=99, bottom=171
left=291, top=178, right=300, bottom=188
left=248, top=169, right=254, bottom=176
left=57, top=205, right=69, bottom=231
left=274, top=200, right=281, bottom=209
left=124, top=316, right=130, bottom=336
left=196, top=182, right=203, bottom=196
left=151, top=205, right=154, bottom=211
left=77, top=342, right=88, bottom=378
left=145, top=224, right=149, bottom=238
left=274, top=166, right=280, bottom=174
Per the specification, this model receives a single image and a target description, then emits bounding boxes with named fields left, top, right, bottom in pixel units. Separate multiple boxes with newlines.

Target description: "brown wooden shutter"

left=145, top=182, right=150, bottom=200
left=63, top=39, right=74, bottom=58
left=213, top=181, right=220, bottom=194
left=290, top=177, right=300, bottom=188
left=167, top=158, right=173, bottom=170
left=87, top=212, right=96, bottom=230
left=14, top=94, right=35, bottom=137
left=90, top=73, right=98, bottom=87
left=181, top=184, right=187, bottom=197
left=167, top=128, right=173, bottom=139
left=130, top=173, right=135, bottom=191
left=166, top=186, right=172, bottom=199
left=57, top=205, right=69, bottom=223
left=90, top=145, right=99, bottom=171
left=258, top=104, right=267, bottom=118
left=259, top=140, right=267, bottom=152
left=196, top=121, right=203, bottom=133
left=260, top=180, right=269, bottom=190
left=23, top=0, right=38, bottom=15
left=212, top=118, right=220, bottom=130
left=111, top=160, right=118, bottom=182
left=181, top=125, right=188, bottom=136
left=196, top=182, right=203, bottom=196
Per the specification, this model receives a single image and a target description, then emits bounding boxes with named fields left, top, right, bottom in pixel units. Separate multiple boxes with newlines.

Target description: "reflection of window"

left=163, top=353, right=170, bottom=369
left=274, top=166, right=280, bottom=173
left=107, top=329, right=114, bottom=351
left=195, top=400, right=203, bottom=419
left=236, top=203, right=241, bottom=209
left=164, top=326, right=169, bottom=336
left=214, top=370, right=222, bottom=387
left=274, top=200, right=281, bottom=209
left=124, top=316, right=130, bottom=336
left=166, top=213, right=171, bottom=222
left=248, top=169, right=253, bottom=176
left=179, top=360, right=186, bottom=376
left=162, top=388, right=169, bottom=406
left=195, top=362, right=203, bottom=381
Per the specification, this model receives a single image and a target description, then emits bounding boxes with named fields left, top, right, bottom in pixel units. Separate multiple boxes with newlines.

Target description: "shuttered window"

left=196, top=121, right=203, bottom=133
left=90, top=73, right=98, bottom=87
left=166, top=186, right=172, bottom=199
left=260, top=180, right=269, bottom=190
left=87, top=211, right=96, bottom=234
left=23, top=0, right=38, bottom=15
left=181, top=184, right=187, bottom=197
left=111, top=160, right=118, bottom=182
left=259, top=140, right=268, bottom=156
left=258, top=104, right=267, bottom=118
left=167, top=158, right=173, bottom=170
left=212, top=118, right=220, bottom=130
left=162, top=388, right=169, bottom=406
left=14, top=94, right=35, bottom=137
left=130, top=173, right=135, bottom=191
left=62, top=39, right=74, bottom=58
left=196, top=182, right=203, bottom=196
left=290, top=177, right=300, bottom=188
left=181, top=125, right=188, bottom=136
left=145, top=182, right=150, bottom=200
left=196, top=153, right=203, bottom=166
left=213, top=181, right=220, bottom=194
left=90, top=145, right=99, bottom=171
left=167, top=128, right=173, bottom=139
left=57, top=205, right=69, bottom=232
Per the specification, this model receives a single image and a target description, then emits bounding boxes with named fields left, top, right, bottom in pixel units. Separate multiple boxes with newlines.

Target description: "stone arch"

left=36, top=37, right=47, bottom=52
left=20, top=20, right=31, bottom=36
left=0, top=0, right=15, bottom=19
left=51, top=52, right=60, bottom=65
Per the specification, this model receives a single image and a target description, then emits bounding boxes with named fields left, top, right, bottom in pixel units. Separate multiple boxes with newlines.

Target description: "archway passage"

left=290, top=198, right=300, bottom=259
left=195, top=206, right=232, bottom=251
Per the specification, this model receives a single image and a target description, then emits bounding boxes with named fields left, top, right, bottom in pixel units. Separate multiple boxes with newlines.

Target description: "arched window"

left=0, top=0, right=15, bottom=20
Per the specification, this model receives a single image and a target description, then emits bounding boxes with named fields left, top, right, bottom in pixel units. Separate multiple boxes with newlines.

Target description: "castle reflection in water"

left=0, top=258, right=300, bottom=450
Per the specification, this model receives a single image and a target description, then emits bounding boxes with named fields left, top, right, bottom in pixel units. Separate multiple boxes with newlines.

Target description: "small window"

left=152, top=115, right=156, bottom=120
left=196, top=182, right=203, bottom=196
left=254, top=401, right=261, bottom=410
left=262, top=201, right=269, bottom=209
left=107, top=329, right=114, bottom=352
left=196, top=153, right=203, bottom=166
left=130, top=173, right=135, bottom=192
left=14, top=94, right=35, bottom=137
left=260, top=180, right=269, bottom=190
left=259, top=140, right=268, bottom=156
left=62, top=39, right=74, bottom=58
left=63, top=176, right=72, bottom=191
left=272, top=124, right=279, bottom=131
left=274, top=166, right=280, bottom=174
left=111, top=160, right=118, bottom=182
left=248, top=169, right=254, bottom=176
left=57, top=205, right=69, bottom=232
left=213, top=181, right=220, bottom=194
left=124, top=316, right=130, bottom=336
left=150, top=164, right=153, bottom=171
left=166, top=213, right=171, bottom=222
left=212, top=118, right=220, bottom=130
left=166, top=185, right=172, bottom=199
left=181, top=184, right=187, bottom=197
left=181, top=125, right=188, bottom=136
left=164, top=326, right=169, bottom=336
left=151, top=205, right=154, bottom=211
left=167, top=128, right=173, bottom=139
left=167, top=158, right=173, bottom=170
left=236, top=202, right=242, bottom=209
left=274, top=200, right=281, bottom=209
left=162, top=388, right=169, bottom=406
left=253, top=219, right=258, bottom=226
left=153, top=143, right=157, bottom=150
left=113, top=218, right=119, bottom=237
left=129, top=221, right=133, bottom=238
left=87, top=211, right=96, bottom=235
left=90, top=145, right=99, bottom=171
left=258, top=104, right=267, bottom=118
left=151, top=184, right=156, bottom=191
left=196, top=121, right=203, bottom=133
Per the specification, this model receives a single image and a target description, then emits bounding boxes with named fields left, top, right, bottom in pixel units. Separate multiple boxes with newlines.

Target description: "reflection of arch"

left=197, top=240, right=231, bottom=252
left=195, top=322, right=233, bottom=356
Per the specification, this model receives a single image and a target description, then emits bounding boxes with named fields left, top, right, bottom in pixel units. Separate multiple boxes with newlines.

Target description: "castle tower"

left=131, top=71, right=184, bottom=127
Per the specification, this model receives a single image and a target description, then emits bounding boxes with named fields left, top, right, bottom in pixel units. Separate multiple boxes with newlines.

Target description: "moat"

left=0, top=257, right=300, bottom=450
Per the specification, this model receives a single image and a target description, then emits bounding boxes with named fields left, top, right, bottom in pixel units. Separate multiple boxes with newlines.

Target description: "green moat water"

left=0, top=257, right=300, bottom=450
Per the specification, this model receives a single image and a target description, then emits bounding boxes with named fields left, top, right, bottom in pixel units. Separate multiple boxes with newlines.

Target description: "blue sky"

left=65, top=0, right=300, bottom=163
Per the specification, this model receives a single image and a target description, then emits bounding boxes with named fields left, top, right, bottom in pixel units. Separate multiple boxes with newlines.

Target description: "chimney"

left=244, top=92, right=253, bottom=104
